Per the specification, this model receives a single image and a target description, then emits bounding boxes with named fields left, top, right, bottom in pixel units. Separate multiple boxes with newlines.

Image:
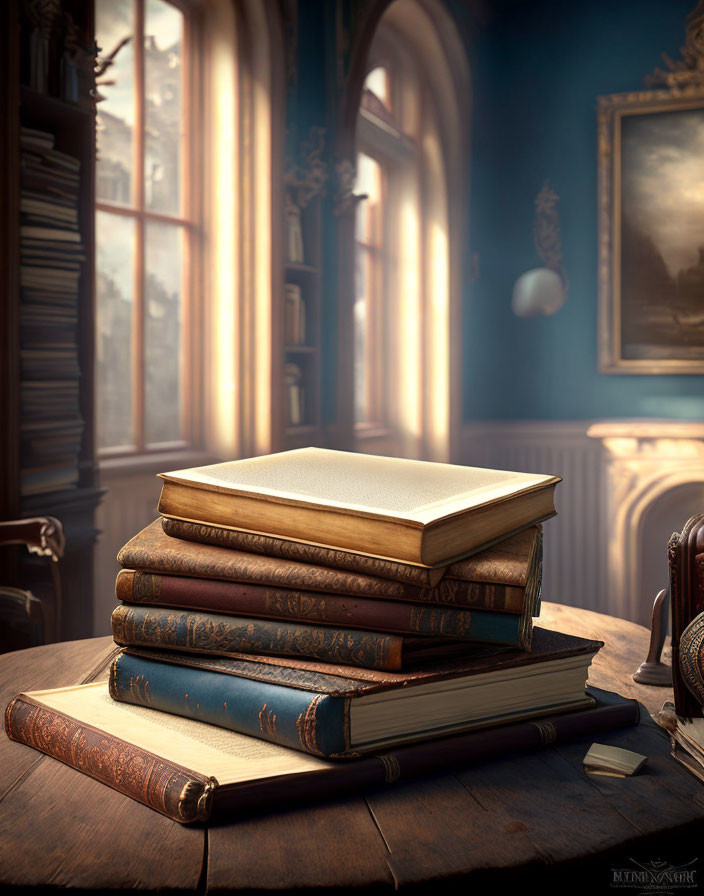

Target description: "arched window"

left=340, top=0, right=470, bottom=462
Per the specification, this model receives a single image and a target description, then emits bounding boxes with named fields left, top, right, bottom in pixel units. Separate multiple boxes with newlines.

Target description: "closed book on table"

left=160, top=518, right=543, bottom=594
left=115, top=569, right=535, bottom=645
left=108, top=627, right=601, bottom=757
left=119, top=520, right=539, bottom=614
left=110, top=604, right=523, bottom=671
left=157, top=447, right=560, bottom=565
left=4, top=682, right=639, bottom=824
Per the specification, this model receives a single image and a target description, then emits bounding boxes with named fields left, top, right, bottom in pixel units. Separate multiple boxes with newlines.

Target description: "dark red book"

left=119, top=520, right=539, bottom=614
left=116, top=569, right=534, bottom=647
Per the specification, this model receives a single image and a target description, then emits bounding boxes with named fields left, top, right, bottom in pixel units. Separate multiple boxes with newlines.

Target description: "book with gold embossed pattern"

left=106, top=627, right=601, bottom=757
left=5, top=681, right=638, bottom=823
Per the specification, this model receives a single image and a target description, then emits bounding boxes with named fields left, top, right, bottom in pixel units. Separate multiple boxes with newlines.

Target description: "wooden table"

left=1, top=603, right=702, bottom=894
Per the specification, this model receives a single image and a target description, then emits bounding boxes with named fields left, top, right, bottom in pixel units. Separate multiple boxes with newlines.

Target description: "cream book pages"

left=160, top=448, right=557, bottom=524
left=158, top=448, right=560, bottom=565
left=29, top=682, right=331, bottom=785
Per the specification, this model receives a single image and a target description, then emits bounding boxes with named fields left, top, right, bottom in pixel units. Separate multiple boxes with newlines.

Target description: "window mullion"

left=133, top=0, right=146, bottom=451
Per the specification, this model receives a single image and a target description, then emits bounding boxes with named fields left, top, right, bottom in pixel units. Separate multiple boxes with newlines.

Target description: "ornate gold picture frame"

left=598, top=3, right=704, bottom=374
left=598, top=87, right=704, bottom=374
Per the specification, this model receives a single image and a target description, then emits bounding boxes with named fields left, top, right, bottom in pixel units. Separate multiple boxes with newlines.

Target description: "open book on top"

left=158, top=448, right=560, bottom=566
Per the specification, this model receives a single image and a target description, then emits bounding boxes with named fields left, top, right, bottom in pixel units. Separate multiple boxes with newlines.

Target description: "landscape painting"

left=598, top=91, right=704, bottom=373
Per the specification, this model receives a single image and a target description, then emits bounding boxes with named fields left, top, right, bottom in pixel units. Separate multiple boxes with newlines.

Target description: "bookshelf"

left=0, top=0, right=101, bottom=642
left=282, top=184, right=324, bottom=449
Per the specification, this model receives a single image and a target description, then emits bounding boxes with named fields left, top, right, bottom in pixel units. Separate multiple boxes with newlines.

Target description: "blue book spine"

left=109, top=652, right=350, bottom=757
left=458, top=611, right=521, bottom=644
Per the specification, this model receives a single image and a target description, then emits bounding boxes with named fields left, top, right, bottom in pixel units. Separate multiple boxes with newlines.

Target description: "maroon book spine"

left=117, top=569, right=502, bottom=640
left=5, top=690, right=640, bottom=825
left=119, top=522, right=527, bottom=612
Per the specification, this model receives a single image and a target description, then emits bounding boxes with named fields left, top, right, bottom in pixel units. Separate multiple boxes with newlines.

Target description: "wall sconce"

left=512, top=181, right=568, bottom=317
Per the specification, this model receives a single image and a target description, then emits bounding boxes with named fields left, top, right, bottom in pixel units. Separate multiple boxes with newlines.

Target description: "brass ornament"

left=533, top=181, right=566, bottom=282
left=646, top=0, right=704, bottom=90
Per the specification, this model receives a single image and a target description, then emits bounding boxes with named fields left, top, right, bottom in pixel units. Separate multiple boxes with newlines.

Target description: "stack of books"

left=19, top=125, right=84, bottom=502
left=5, top=449, right=641, bottom=823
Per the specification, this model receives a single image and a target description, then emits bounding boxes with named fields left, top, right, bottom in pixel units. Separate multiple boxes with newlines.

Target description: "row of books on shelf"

left=18, top=125, right=84, bottom=499
left=6, top=449, right=642, bottom=824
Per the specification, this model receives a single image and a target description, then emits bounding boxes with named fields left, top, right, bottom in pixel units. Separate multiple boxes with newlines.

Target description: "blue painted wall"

left=464, top=0, right=704, bottom=421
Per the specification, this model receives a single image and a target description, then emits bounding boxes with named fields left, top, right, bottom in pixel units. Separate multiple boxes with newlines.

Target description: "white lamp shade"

left=512, top=267, right=566, bottom=317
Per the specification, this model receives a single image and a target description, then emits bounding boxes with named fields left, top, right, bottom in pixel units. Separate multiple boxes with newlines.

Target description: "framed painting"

left=598, top=86, right=704, bottom=373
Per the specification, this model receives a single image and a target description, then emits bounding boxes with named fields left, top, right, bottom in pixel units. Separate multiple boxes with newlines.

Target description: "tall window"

left=95, top=0, right=197, bottom=453
left=354, top=45, right=422, bottom=453
left=355, top=150, right=386, bottom=425
left=349, top=1, right=469, bottom=462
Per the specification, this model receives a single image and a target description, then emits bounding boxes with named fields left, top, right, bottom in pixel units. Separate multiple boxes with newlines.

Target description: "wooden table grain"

left=1, top=603, right=702, bottom=894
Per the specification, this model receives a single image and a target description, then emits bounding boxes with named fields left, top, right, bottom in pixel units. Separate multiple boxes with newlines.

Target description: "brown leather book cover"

left=110, top=604, right=475, bottom=672
left=116, top=569, right=531, bottom=645
left=4, top=693, right=213, bottom=823
left=119, top=520, right=532, bottom=613
left=161, top=516, right=446, bottom=587
left=121, top=626, right=601, bottom=696
left=4, top=685, right=640, bottom=824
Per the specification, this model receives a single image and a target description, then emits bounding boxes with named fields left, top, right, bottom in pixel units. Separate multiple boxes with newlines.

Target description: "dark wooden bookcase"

left=0, top=0, right=102, bottom=643
left=282, top=191, right=323, bottom=449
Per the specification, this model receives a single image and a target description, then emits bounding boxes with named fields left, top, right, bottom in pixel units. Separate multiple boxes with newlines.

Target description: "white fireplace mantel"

left=588, top=420, right=704, bottom=623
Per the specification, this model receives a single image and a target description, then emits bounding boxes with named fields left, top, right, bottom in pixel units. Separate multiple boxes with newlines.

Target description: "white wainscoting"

left=460, top=422, right=610, bottom=618
left=93, top=451, right=216, bottom=636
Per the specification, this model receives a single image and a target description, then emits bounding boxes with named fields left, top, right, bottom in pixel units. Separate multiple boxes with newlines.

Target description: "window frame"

left=354, top=149, right=389, bottom=430
left=354, top=40, right=420, bottom=450
left=95, top=0, right=203, bottom=458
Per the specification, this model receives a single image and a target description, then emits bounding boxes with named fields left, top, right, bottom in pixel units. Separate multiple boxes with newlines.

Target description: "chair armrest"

left=0, top=517, right=65, bottom=561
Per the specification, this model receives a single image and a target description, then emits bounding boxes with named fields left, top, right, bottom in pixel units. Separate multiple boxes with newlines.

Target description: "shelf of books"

left=283, top=190, right=323, bottom=448
left=1, top=0, right=101, bottom=643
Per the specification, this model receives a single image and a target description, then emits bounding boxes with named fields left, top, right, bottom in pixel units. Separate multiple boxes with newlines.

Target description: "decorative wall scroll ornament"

left=512, top=181, right=567, bottom=317
left=333, top=158, right=367, bottom=216
left=285, top=127, right=328, bottom=209
left=646, top=0, right=704, bottom=90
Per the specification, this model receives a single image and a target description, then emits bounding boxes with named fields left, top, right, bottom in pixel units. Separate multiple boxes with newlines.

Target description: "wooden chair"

left=0, top=517, right=64, bottom=652
left=668, top=513, right=704, bottom=718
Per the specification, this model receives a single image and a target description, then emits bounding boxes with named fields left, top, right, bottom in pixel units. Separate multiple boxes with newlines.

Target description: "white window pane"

left=96, top=0, right=134, bottom=206
left=364, top=66, right=389, bottom=107
left=96, top=211, right=135, bottom=448
left=144, top=221, right=183, bottom=443
left=144, top=0, right=183, bottom=215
